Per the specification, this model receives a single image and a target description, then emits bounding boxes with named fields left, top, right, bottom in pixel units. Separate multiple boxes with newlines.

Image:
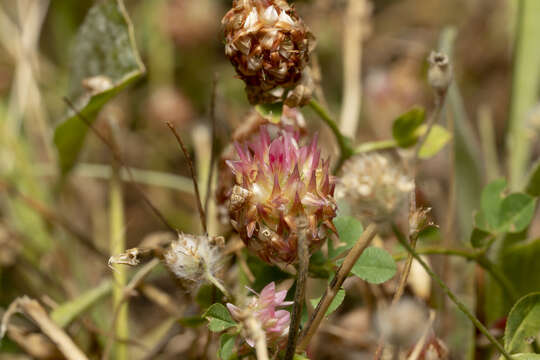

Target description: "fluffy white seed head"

left=164, top=233, right=225, bottom=289
left=335, top=153, right=413, bottom=222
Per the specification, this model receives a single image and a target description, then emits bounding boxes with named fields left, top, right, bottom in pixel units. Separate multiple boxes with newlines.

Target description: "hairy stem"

left=246, top=316, right=270, bottom=360
left=297, top=223, right=377, bottom=353
left=392, top=224, right=513, bottom=360
left=284, top=221, right=310, bottom=360
left=393, top=247, right=518, bottom=302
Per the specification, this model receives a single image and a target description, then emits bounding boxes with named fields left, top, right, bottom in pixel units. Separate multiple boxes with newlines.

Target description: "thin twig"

left=297, top=223, right=377, bottom=353
left=166, top=121, right=207, bottom=234
left=392, top=247, right=517, bottom=301
left=284, top=219, right=310, bottom=360
left=392, top=224, right=513, bottom=360
left=63, top=97, right=175, bottom=233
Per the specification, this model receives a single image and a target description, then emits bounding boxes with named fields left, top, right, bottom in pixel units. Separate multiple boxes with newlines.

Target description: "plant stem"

left=246, top=316, right=270, bottom=360
left=166, top=121, right=207, bottom=233
left=393, top=247, right=518, bottom=302
left=354, top=139, right=397, bottom=154
left=204, top=269, right=231, bottom=300
left=308, top=99, right=354, bottom=171
left=110, top=162, right=128, bottom=360
left=297, top=223, right=377, bottom=353
left=284, top=220, right=310, bottom=360
left=392, top=224, right=513, bottom=360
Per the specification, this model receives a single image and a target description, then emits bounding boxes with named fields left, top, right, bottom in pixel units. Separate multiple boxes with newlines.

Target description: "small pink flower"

left=227, top=282, right=292, bottom=348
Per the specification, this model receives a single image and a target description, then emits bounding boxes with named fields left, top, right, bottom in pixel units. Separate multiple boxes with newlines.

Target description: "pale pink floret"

left=226, top=282, right=292, bottom=348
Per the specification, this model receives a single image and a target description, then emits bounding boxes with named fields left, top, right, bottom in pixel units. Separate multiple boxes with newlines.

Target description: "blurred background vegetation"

left=0, top=0, right=539, bottom=359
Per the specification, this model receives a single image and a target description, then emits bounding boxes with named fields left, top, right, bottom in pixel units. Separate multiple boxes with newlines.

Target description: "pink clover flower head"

left=226, top=126, right=337, bottom=264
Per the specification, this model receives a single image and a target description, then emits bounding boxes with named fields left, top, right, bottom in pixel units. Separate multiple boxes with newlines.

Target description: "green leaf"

left=481, top=179, right=507, bottom=230
left=219, top=333, right=237, bottom=360
left=525, top=159, right=540, bottom=197
left=53, top=0, right=145, bottom=174
left=51, top=280, right=112, bottom=328
left=293, top=355, right=310, bottom=360
left=418, top=125, right=452, bottom=159
left=392, top=107, right=426, bottom=147
left=178, top=316, right=206, bottom=327
left=497, top=193, right=536, bottom=233
left=255, top=103, right=283, bottom=124
left=309, top=289, right=346, bottom=317
left=470, top=227, right=494, bottom=249
left=330, top=216, right=363, bottom=258
left=487, top=238, right=540, bottom=323
left=204, top=303, right=238, bottom=332
left=504, top=292, right=540, bottom=353
left=352, top=247, right=397, bottom=284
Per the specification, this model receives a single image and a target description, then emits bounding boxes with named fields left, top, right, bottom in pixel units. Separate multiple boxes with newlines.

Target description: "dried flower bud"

left=227, top=282, right=292, bottom=349
left=335, top=153, right=413, bottom=222
left=409, top=207, right=436, bottom=238
left=375, top=298, right=429, bottom=348
left=164, top=233, right=225, bottom=289
left=222, top=0, right=315, bottom=105
left=225, top=127, right=337, bottom=264
left=427, top=51, right=452, bottom=96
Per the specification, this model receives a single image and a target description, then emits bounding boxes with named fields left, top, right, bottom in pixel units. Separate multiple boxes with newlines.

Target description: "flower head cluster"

left=227, top=282, right=292, bottom=348
left=164, top=233, right=225, bottom=289
left=226, top=126, right=337, bottom=264
left=335, top=153, right=413, bottom=222
left=217, top=107, right=307, bottom=224
left=222, top=0, right=314, bottom=105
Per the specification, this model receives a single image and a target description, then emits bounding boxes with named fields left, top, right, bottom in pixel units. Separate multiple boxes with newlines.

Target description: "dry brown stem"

left=297, top=223, right=378, bottom=353
left=166, top=121, right=207, bottom=233
left=1, top=297, right=89, bottom=360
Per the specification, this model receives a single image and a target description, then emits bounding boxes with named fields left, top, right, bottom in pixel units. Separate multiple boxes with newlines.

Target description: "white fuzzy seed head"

left=335, top=153, right=413, bottom=223
left=164, top=233, right=225, bottom=289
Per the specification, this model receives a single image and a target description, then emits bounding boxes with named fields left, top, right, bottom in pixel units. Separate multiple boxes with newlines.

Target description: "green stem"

left=204, top=268, right=230, bottom=300
left=308, top=99, right=354, bottom=171
left=110, top=163, right=128, bottom=360
left=393, top=247, right=518, bottom=302
left=354, top=139, right=397, bottom=154
left=392, top=225, right=513, bottom=360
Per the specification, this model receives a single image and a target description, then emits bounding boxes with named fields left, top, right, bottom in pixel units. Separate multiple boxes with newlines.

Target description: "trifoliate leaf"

left=352, top=247, right=397, bottom=284
left=204, top=303, right=238, bottom=332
